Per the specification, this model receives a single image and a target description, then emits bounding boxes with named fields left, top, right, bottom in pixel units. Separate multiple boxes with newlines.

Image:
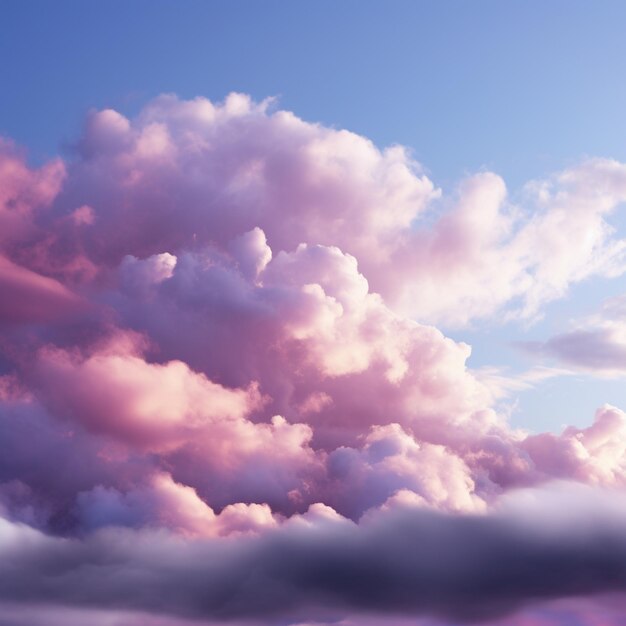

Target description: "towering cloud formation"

left=2, top=94, right=626, bottom=625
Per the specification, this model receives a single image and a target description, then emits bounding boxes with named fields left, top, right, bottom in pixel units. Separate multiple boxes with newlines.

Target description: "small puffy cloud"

left=522, top=405, right=626, bottom=485
left=33, top=337, right=264, bottom=451
left=521, top=294, right=626, bottom=375
left=76, top=472, right=278, bottom=537
left=325, top=423, right=486, bottom=516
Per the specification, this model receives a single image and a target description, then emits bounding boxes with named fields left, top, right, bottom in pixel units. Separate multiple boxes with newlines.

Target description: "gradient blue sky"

left=3, top=0, right=626, bottom=432
left=3, top=0, right=626, bottom=186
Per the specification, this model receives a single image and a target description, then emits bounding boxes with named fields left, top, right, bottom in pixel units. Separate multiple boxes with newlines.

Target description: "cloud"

left=521, top=405, right=626, bottom=484
left=521, top=294, right=626, bottom=375
left=0, top=139, right=65, bottom=247
left=75, top=472, right=279, bottom=537
left=0, top=254, right=85, bottom=324
left=2, top=93, right=626, bottom=624
left=3, top=484, right=626, bottom=624
left=12, top=93, right=624, bottom=326
left=33, top=336, right=265, bottom=450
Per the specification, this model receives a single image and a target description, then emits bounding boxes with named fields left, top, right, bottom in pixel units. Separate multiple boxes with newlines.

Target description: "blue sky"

left=3, top=0, right=626, bottom=432
left=3, top=0, right=626, bottom=187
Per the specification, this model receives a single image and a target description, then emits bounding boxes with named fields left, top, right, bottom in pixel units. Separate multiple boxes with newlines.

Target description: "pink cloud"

left=2, top=93, right=626, bottom=624
left=0, top=254, right=85, bottom=324
left=33, top=335, right=265, bottom=451
left=26, top=95, right=625, bottom=326
left=0, top=139, right=65, bottom=246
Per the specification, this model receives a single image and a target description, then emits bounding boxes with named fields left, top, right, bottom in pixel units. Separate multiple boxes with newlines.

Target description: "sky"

left=4, top=1, right=626, bottom=625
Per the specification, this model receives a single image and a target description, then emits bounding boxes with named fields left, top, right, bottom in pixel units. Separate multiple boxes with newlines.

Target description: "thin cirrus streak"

left=2, top=93, right=626, bottom=625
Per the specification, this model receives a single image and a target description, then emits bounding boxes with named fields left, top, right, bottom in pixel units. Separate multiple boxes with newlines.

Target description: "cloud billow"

left=2, top=93, right=626, bottom=625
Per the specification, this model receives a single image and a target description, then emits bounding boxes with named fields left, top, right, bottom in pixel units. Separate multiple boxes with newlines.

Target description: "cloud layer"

left=4, top=483, right=626, bottom=624
left=2, top=94, right=626, bottom=625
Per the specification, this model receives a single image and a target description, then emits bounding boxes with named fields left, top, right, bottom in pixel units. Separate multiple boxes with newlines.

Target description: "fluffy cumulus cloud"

left=2, top=93, right=626, bottom=624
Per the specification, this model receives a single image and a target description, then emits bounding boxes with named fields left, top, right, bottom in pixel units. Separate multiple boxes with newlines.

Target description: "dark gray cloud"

left=2, top=485, right=626, bottom=624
